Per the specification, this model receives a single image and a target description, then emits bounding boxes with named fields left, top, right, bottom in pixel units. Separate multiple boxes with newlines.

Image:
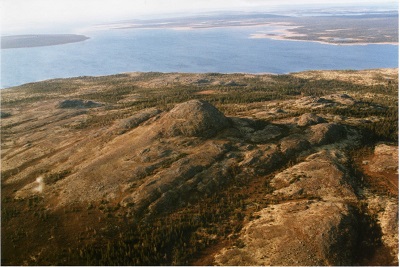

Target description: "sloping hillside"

left=1, top=69, right=398, bottom=265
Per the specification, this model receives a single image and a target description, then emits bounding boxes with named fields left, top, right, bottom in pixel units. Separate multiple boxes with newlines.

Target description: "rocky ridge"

left=8, top=98, right=397, bottom=265
left=1, top=70, right=398, bottom=266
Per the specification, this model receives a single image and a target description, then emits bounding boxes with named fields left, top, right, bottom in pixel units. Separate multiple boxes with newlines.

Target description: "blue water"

left=1, top=26, right=398, bottom=88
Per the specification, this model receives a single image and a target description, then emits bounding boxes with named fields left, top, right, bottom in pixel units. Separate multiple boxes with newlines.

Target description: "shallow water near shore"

left=1, top=26, right=398, bottom=88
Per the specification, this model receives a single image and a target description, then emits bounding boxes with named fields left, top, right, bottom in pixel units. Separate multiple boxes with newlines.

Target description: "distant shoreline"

left=102, top=22, right=399, bottom=46
left=2, top=67, right=398, bottom=90
left=1, top=34, right=90, bottom=49
left=99, top=13, right=398, bottom=46
left=249, top=32, right=399, bottom=46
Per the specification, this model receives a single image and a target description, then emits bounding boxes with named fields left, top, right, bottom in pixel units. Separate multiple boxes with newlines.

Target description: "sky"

left=1, top=0, right=398, bottom=33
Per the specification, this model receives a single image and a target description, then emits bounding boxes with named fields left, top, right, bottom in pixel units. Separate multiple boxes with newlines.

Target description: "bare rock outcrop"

left=308, top=123, right=347, bottom=146
left=239, top=145, right=284, bottom=175
left=365, top=194, right=399, bottom=265
left=294, top=94, right=356, bottom=109
left=279, top=134, right=311, bottom=158
left=215, top=200, right=358, bottom=266
left=379, top=200, right=399, bottom=261
left=368, top=144, right=398, bottom=173
left=216, top=149, right=362, bottom=265
left=155, top=100, right=230, bottom=138
left=268, top=149, right=357, bottom=202
left=296, top=113, right=327, bottom=127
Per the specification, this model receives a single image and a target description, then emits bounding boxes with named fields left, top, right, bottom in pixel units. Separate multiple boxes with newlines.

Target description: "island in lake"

left=1, top=34, right=90, bottom=49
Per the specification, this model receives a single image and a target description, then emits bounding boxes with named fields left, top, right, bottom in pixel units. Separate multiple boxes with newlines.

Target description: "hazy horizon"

left=1, top=0, right=398, bottom=34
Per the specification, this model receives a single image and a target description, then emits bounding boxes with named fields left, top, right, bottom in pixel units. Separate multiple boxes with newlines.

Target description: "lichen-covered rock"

left=369, top=144, right=398, bottom=173
left=214, top=200, right=358, bottom=266
left=227, top=134, right=368, bottom=265
left=380, top=200, right=399, bottom=261
left=156, top=100, right=230, bottom=138
left=365, top=194, right=399, bottom=265
left=268, top=149, right=357, bottom=203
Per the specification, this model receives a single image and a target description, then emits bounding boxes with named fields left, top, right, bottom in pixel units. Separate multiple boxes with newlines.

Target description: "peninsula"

left=1, top=34, right=90, bottom=49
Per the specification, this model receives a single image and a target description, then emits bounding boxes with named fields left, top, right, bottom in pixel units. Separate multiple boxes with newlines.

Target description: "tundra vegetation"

left=1, top=68, right=398, bottom=265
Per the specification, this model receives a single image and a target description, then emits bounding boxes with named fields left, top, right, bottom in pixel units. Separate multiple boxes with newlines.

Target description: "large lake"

left=1, top=26, right=398, bottom=88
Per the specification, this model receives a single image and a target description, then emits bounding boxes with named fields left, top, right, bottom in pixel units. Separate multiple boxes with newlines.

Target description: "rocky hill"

left=1, top=68, right=398, bottom=265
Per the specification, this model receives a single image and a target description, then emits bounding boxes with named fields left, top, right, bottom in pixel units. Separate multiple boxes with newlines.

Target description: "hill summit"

left=156, top=99, right=230, bottom=137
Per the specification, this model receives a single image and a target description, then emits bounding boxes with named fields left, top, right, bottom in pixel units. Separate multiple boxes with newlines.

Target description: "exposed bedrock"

left=215, top=200, right=358, bottom=266
left=215, top=149, right=367, bottom=265
left=154, top=99, right=230, bottom=138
